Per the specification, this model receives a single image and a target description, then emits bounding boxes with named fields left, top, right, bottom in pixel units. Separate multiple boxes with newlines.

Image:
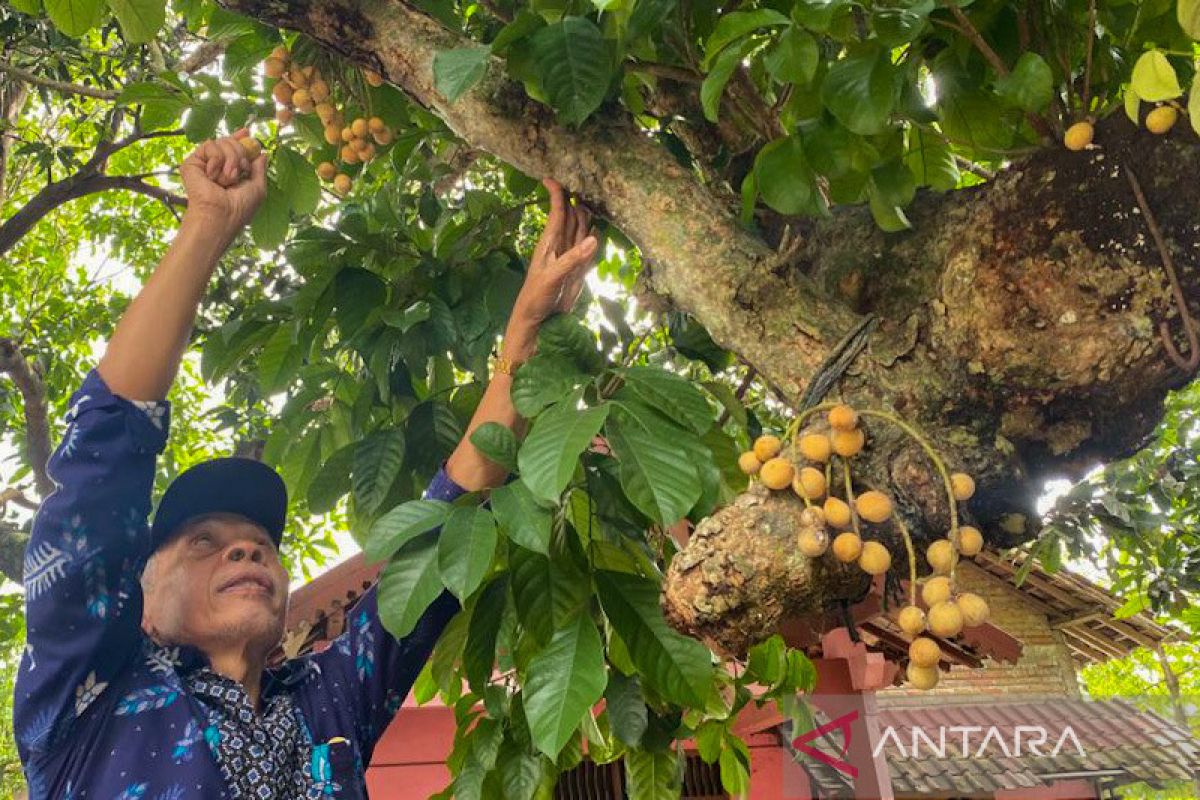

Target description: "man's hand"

left=503, top=178, right=599, bottom=361
left=180, top=129, right=268, bottom=238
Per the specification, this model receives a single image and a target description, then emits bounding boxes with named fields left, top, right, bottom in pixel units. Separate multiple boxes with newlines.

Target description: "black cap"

left=150, top=457, right=288, bottom=550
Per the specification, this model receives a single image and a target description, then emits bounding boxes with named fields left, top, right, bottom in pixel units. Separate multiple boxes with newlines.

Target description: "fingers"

left=192, top=135, right=252, bottom=187
left=539, top=178, right=567, bottom=260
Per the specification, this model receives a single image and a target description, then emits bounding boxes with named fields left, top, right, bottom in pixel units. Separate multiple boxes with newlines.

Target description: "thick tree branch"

left=0, top=61, right=120, bottom=100
left=0, top=338, right=53, bottom=498
left=0, top=520, right=27, bottom=585
left=0, top=75, right=29, bottom=205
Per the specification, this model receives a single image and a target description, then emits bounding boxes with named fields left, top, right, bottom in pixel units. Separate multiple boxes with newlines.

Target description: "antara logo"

left=873, top=725, right=1087, bottom=759
left=790, top=710, right=860, bottom=778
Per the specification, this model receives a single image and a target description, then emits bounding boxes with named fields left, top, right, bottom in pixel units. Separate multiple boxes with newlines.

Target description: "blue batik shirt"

left=13, top=369, right=467, bottom=799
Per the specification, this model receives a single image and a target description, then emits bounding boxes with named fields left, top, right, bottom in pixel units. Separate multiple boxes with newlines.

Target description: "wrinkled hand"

left=180, top=129, right=268, bottom=237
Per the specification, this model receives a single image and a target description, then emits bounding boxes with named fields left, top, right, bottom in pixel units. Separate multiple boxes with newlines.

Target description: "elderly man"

left=13, top=130, right=598, bottom=799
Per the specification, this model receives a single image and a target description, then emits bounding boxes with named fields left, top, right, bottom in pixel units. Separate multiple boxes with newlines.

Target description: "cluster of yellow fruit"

left=265, top=46, right=394, bottom=196
left=1064, top=103, right=1187, bottom=151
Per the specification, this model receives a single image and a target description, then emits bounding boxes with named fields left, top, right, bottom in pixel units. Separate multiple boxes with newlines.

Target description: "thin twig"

left=1081, top=0, right=1097, bottom=113
left=0, top=61, right=119, bottom=100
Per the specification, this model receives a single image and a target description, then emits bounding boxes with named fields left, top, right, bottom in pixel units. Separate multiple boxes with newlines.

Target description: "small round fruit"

left=855, top=491, right=892, bottom=523
left=921, top=576, right=953, bottom=607
left=858, top=541, right=891, bottom=575
left=316, top=161, right=337, bottom=181
left=351, top=117, right=369, bottom=138
left=359, top=142, right=376, bottom=161
left=238, top=136, right=262, bottom=158
left=824, top=497, right=852, bottom=529
left=293, top=89, right=313, bottom=111
left=832, top=532, right=863, bottom=563
left=310, top=80, right=330, bottom=103
left=950, top=473, right=975, bottom=501
left=341, top=126, right=355, bottom=143
left=316, top=102, right=336, bottom=123
left=1146, top=105, right=1178, bottom=134
left=957, top=526, right=983, bottom=557
left=831, top=428, right=865, bottom=458
left=364, top=68, right=384, bottom=87
left=897, top=605, right=926, bottom=636
left=957, top=592, right=990, bottom=627
left=303, top=65, right=317, bottom=79
left=275, top=107, right=294, bottom=125
left=798, top=433, right=832, bottom=463
left=760, top=457, right=795, bottom=491
left=1064, top=121, right=1093, bottom=151
left=926, top=539, right=955, bottom=575
left=368, top=116, right=386, bottom=134
left=353, top=136, right=372, bottom=154
left=907, top=663, right=940, bottom=690
left=828, top=404, right=858, bottom=431
left=323, top=124, right=342, bottom=145
left=272, top=82, right=294, bottom=105
left=264, top=56, right=286, bottom=78
left=753, top=435, right=782, bottom=462
left=332, top=173, right=352, bottom=195
left=373, top=128, right=394, bottom=146
left=927, top=600, right=964, bottom=638
left=800, top=506, right=826, bottom=527
left=798, top=528, right=829, bottom=558
left=909, top=636, right=941, bottom=668
left=340, top=144, right=359, bottom=164
left=793, top=467, right=827, bottom=501
left=270, top=45, right=289, bottom=61
left=288, top=67, right=309, bottom=88
left=738, top=451, right=762, bottom=476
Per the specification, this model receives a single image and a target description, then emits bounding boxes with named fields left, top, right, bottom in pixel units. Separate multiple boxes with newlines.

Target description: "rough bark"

left=0, top=75, right=29, bottom=205
left=0, top=520, right=27, bottom=585
left=0, top=338, right=53, bottom=498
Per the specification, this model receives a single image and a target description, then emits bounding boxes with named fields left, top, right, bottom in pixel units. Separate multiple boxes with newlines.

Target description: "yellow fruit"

left=798, top=433, right=832, bottom=463
left=909, top=636, right=941, bottom=668
left=753, top=435, right=782, bottom=462
left=315, top=103, right=335, bottom=123
left=322, top=124, right=341, bottom=145
left=353, top=137, right=372, bottom=153
left=364, top=68, right=384, bottom=87
left=800, top=506, right=826, bottom=527
left=332, top=173, right=352, bottom=196
left=831, top=428, right=865, bottom=458
left=832, top=532, right=863, bottom=563
left=829, top=404, right=858, bottom=431
left=368, top=116, right=386, bottom=134
left=272, top=82, right=294, bottom=105
left=797, top=528, right=829, bottom=558
left=238, top=136, right=262, bottom=158
left=359, top=142, right=376, bottom=161
left=264, top=57, right=286, bottom=78
left=957, top=592, right=990, bottom=627
left=310, top=80, right=330, bottom=103
left=373, top=128, right=394, bottom=146
left=341, top=126, right=355, bottom=143
left=292, top=88, right=312, bottom=110
left=823, top=496, right=852, bottom=529
left=858, top=541, right=891, bottom=575
left=288, top=67, right=309, bottom=88
left=793, top=467, right=827, bottom=501
left=921, top=576, right=953, bottom=607
left=907, top=663, right=940, bottom=690
left=897, top=605, right=926, bottom=636
left=926, top=539, right=955, bottom=575
left=855, top=491, right=892, bottom=523
left=1064, top=121, right=1093, bottom=151
left=1146, top=105, right=1178, bottom=134
left=927, top=600, right=964, bottom=638
left=737, top=451, right=762, bottom=476
left=340, top=144, right=359, bottom=164
left=275, top=107, right=294, bottom=125
left=316, top=161, right=337, bottom=181
left=950, top=473, right=975, bottom=501
left=270, top=45, right=289, bottom=61
left=303, top=65, right=316, bottom=79
left=351, top=118, right=369, bottom=138
left=760, top=457, right=795, bottom=491
left=957, top=526, right=983, bottom=557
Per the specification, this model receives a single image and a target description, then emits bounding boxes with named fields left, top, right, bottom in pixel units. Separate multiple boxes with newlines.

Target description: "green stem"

left=893, top=514, right=918, bottom=606
left=783, top=401, right=840, bottom=443
left=842, top=459, right=861, bottom=537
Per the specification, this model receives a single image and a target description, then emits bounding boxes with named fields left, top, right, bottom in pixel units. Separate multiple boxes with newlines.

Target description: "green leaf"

left=334, top=268, right=386, bottom=340
left=537, top=314, right=604, bottom=373
left=624, top=749, right=681, bottom=799
left=523, top=613, right=608, bottom=758
left=1130, top=50, right=1183, bottom=102
left=871, top=159, right=916, bottom=208
left=867, top=181, right=912, bottom=232
left=257, top=324, right=301, bottom=394
left=618, top=367, right=712, bottom=434
left=703, top=8, right=790, bottom=69
left=45, top=0, right=106, bottom=37
left=1180, top=0, right=1200, bottom=39
left=995, top=52, right=1053, bottom=112
left=694, top=722, right=723, bottom=763
left=627, top=0, right=676, bottom=42
left=434, top=45, right=492, bottom=102
left=465, top=576, right=509, bottom=692
left=366, top=499, right=453, bottom=563
left=719, top=747, right=750, bottom=797
left=490, top=481, right=552, bottom=555
left=469, top=421, right=518, bottom=472
left=510, top=545, right=590, bottom=645
left=510, top=354, right=588, bottom=418
left=604, top=672, right=648, bottom=747
left=106, top=0, right=164, bottom=41
left=904, top=127, right=959, bottom=191
left=307, top=442, right=356, bottom=513
left=821, top=45, right=898, bottom=135
left=605, top=411, right=701, bottom=525
left=8, top=0, right=42, bottom=14
left=763, top=27, right=819, bottom=84
left=517, top=399, right=609, bottom=503
left=438, top=506, right=498, bottom=601
left=1190, top=81, right=1200, bottom=136
left=1125, top=87, right=1142, bottom=124
left=595, top=570, right=713, bottom=707
left=276, top=146, right=321, bottom=216
left=701, top=40, right=750, bottom=123
left=250, top=178, right=289, bottom=250
left=529, top=17, right=615, bottom=125
left=871, top=2, right=930, bottom=46
left=353, top=428, right=407, bottom=516
left=183, top=99, right=224, bottom=143
left=754, top=135, right=824, bottom=216
left=378, top=530, right=445, bottom=638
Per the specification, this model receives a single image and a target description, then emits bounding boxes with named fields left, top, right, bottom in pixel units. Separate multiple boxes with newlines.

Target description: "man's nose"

left=225, top=541, right=266, bottom=564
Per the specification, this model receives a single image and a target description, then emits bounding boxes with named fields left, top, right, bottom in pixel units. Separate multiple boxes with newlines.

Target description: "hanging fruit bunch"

left=732, top=402, right=991, bottom=692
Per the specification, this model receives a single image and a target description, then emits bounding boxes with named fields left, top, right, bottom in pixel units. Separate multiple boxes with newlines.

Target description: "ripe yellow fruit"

left=1064, top=121, right=1093, bottom=151
left=760, top=457, right=795, bottom=491
left=858, top=541, right=891, bottom=575
left=238, top=136, right=262, bottom=158
left=332, top=173, right=352, bottom=196
left=793, top=467, right=827, bottom=501
left=752, top=435, right=781, bottom=462
left=303, top=65, right=317, bottom=79
left=373, top=128, right=394, bottom=146
left=316, top=103, right=335, bottom=123
left=897, top=605, right=926, bottom=636
left=798, top=433, right=832, bottom=463
left=927, top=600, right=964, bottom=638
left=353, top=136, right=372, bottom=154
left=293, top=89, right=313, bottom=110
left=270, top=45, right=289, bottom=61
left=909, top=636, right=941, bottom=668
left=272, top=82, right=294, bottom=105
left=921, top=576, right=953, bottom=607
left=828, top=404, right=858, bottom=431
left=855, top=491, right=892, bottom=523
left=798, top=528, right=829, bottom=557
left=926, top=539, right=955, bottom=575
left=275, top=107, right=294, bottom=125
left=340, top=144, right=359, bottom=164
left=341, top=126, right=355, bottom=143
left=310, top=80, right=330, bottom=103
left=832, top=532, right=863, bottom=563
left=823, top=496, right=852, bottom=529
left=351, top=118, right=369, bottom=138
left=359, top=142, right=377, bottom=161
left=957, top=592, right=990, bottom=627
left=831, top=428, right=865, bottom=458
left=323, top=125, right=341, bottom=145
left=316, top=161, right=337, bottom=181
left=800, top=506, right=826, bottom=527
left=737, top=451, right=762, bottom=476
left=264, top=57, right=286, bottom=78
left=950, top=473, right=975, bottom=501
left=368, top=116, right=386, bottom=134
left=288, top=67, right=309, bottom=88
left=364, top=68, right=384, bottom=87
left=1146, top=105, right=1178, bottom=134
left=957, top=526, right=984, bottom=557
left=907, top=663, right=940, bottom=690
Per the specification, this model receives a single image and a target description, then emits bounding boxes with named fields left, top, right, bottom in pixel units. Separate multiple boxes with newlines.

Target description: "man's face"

left=141, top=513, right=289, bottom=658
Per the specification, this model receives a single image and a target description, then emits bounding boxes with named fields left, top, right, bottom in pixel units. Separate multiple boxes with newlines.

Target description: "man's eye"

left=193, top=533, right=215, bottom=546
